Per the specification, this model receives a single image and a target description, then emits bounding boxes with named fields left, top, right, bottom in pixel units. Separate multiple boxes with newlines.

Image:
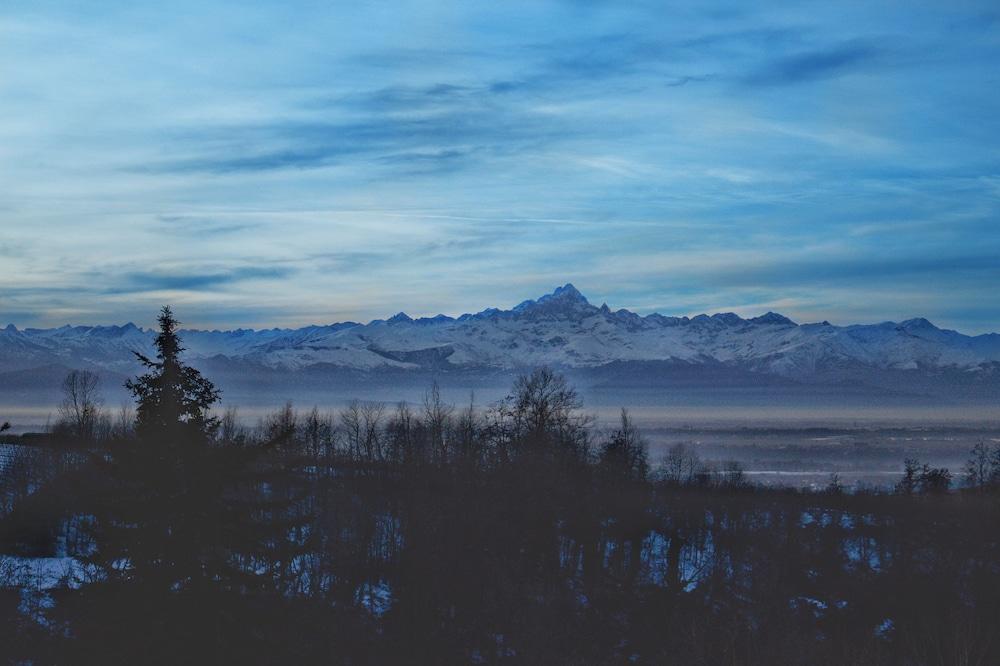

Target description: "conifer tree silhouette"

left=126, top=306, right=220, bottom=442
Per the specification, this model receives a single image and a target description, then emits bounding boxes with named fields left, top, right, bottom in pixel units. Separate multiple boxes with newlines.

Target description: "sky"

left=2, top=1, right=999, bottom=333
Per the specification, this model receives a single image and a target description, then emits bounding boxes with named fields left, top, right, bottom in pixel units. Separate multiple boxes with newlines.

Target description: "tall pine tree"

left=126, top=306, right=220, bottom=442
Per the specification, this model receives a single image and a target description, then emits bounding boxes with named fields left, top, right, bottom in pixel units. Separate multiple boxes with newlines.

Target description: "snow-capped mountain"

left=2, top=285, right=1000, bottom=400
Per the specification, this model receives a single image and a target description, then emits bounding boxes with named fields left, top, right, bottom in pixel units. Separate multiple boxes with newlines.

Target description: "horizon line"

left=3, top=283, right=996, bottom=337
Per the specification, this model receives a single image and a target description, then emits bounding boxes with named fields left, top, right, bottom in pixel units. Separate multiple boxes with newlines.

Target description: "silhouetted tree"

left=600, top=408, right=649, bottom=481
left=965, top=440, right=994, bottom=489
left=58, top=369, right=103, bottom=440
left=918, top=464, right=952, bottom=494
left=217, top=406, right=244, bottom=446
left=511, top=367, right=580, bottom=434
left=662, top=442, right=701, bottom=484
left=387, top=401, right=418, bottom=465
left=898, top=458, right=953, bottom=494
left=500, top=367, right=591, bottom=461
left=262, top=401, right=298, bottom=446
left=453, top=392, right=480, bottom=466
left=112, top=402, right=135, bottom=440
left=719, top=460, right=747, bottom=488
left=423, top=381, right=453, bottom=463
left=896, top=458, right=922, bottom=494
left=302, top=406, right=333, bottom=455
left=125, top=306, right=220, bottom=442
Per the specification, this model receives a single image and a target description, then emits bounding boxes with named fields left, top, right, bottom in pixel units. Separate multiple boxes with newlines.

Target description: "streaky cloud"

left=743, top=41, right=881, bottom=85
left=106, top=266, right=298, bottom=294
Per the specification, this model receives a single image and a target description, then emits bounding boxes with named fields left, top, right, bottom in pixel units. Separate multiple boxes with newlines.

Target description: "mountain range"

left=3, top=284, right=1000, bottom=407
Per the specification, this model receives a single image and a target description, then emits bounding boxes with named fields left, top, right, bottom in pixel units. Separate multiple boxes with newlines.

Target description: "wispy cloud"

left=744, top=41, right=880, bottom=85
left=133, top=106, right=572, bottom=174
left=108, top=266, right=297, bottom=294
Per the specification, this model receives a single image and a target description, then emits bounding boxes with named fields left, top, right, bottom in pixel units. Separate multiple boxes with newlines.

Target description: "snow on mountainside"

left=2, top=285, right=1000, bottom=383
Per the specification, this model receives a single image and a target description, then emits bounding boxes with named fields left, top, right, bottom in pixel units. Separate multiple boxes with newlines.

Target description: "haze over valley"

left=4, top=284, right=999, bottom=418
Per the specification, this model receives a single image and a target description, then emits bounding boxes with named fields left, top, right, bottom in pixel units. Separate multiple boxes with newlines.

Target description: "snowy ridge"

left=2, top=285, right=1000, bottom=383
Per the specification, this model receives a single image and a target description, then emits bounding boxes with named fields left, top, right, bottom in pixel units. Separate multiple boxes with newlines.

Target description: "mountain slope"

left=3, top=285, right=999, bottom=396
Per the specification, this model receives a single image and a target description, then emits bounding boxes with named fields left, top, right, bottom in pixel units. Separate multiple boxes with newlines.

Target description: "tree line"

left=1, top=307, right=999, bottom=665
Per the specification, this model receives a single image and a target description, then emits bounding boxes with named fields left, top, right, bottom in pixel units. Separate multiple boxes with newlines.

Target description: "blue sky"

left=2, top=1, right=999, bottom=332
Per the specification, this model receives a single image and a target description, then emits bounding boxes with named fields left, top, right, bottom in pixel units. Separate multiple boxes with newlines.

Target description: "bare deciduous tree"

left=361, top=401, right=386, bottom=463
left=339, top=400, right=386, bottom=464
left=59, top=369, right=103, bottom=440
left=662, top=442, right=701, bottom=484
left=302, top=406, right=333, bottom=455
left=262, top=401, right=298, bottom=446
left=114, top=402, right=135, bottom=440
left=964, top=440, right=998, bottom=490
left=423, top=382, right=453, bottom=463
left=501, top=367, right=592, bottom=460
left=218, top=406, right=244, bottom=445
left=387, top=402, right=416, bottom=464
